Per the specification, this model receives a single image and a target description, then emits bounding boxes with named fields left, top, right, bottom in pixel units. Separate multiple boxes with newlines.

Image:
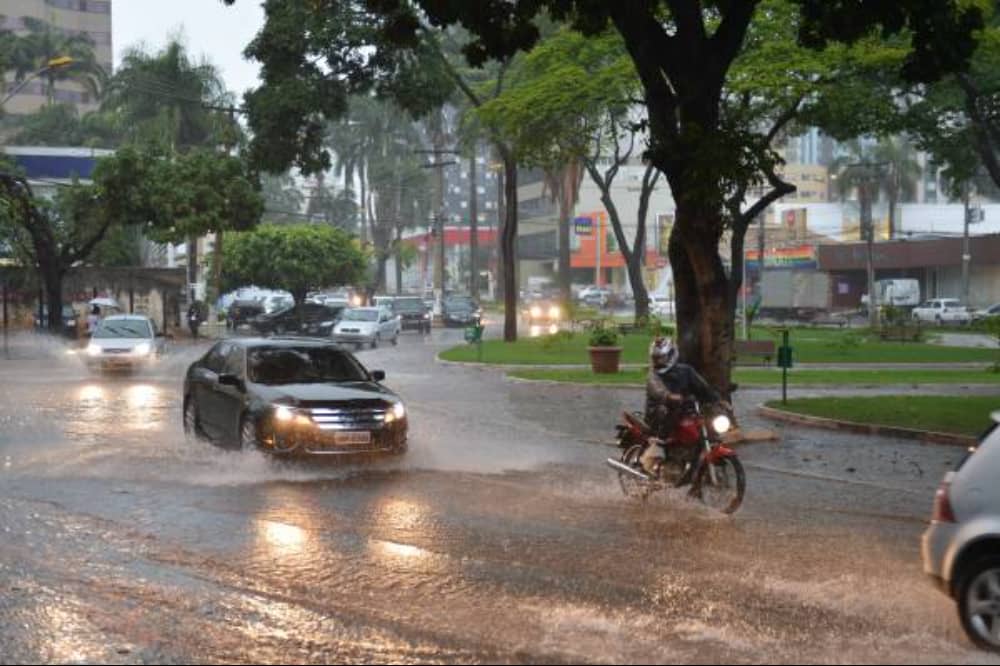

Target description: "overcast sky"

left=112, top=0, right=265, bottom=97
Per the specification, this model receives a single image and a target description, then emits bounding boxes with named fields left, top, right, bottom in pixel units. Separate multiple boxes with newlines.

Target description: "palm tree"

left=830, top=139, right=880, bottom=241
left=11, top=17, right=106, bottom=105
left=874, top=136, right=921, bottom=239
left=102, top=39, right=230, bottom=152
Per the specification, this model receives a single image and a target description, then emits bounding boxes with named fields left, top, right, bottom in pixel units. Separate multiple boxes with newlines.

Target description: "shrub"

left=588, top=321, right=620, bottom=347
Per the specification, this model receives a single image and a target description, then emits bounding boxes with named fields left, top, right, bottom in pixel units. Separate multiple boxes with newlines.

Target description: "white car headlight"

left=548, top=306, right=561, bottom=320
left=274, top=405, right=294, bottom=422
left=711, top=414, right=732, bottom=434
left=133, top=343, right=151, bottom=356
left=385, top=402, right=406, bottom=424
left=530, top=306, right=542, bottom=318
left=87, top=344, right=102, bottom=357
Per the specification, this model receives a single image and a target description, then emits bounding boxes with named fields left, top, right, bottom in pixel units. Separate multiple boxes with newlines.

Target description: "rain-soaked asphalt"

left=0, top=329, right=998, bottom=664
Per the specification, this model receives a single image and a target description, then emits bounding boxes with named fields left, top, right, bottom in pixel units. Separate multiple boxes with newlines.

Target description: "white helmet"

left=650, top=337, right=678, bottom=372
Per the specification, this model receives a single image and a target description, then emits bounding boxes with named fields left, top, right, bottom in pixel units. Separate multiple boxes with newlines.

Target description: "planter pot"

left=589, top=346, right=623, bottom=374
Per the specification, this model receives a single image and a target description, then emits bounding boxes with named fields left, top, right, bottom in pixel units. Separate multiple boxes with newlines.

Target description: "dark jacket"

left=645, top=363, right=720, bottom=417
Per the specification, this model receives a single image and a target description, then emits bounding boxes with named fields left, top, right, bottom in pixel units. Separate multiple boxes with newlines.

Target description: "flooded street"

left=0, top=331, right=996, bottom=664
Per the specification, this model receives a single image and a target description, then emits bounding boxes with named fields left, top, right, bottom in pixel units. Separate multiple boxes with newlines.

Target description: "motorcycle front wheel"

left=618, top=444, right=654, bottom=501
left=693, top=456, right=746, bottom=514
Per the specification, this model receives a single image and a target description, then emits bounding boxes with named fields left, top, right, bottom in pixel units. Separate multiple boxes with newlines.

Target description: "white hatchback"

left=85, top=314, right=165, bottom=371
left=923, top=411, right=1000, bottom=652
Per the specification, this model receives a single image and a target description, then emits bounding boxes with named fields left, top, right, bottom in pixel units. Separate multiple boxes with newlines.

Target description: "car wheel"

left=936, top=316, right=943, bottom=327
left=958, top=556, right=1000, bottom=653
left=371, top=334, right=379, bottom=349
left=392, top=332, right=399, bottom=346
left=183, top=398, right=203, bottom=441
left=239, top=415, right=259, bottom=452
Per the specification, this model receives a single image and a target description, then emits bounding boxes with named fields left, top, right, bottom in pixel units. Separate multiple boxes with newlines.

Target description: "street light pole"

left=1, top=56, right=76, bottom=108
left=962, top=182, right=972, bottom=304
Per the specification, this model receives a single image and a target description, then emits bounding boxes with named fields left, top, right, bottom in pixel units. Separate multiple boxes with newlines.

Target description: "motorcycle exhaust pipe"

left=606, top=458, right=652, bottom=481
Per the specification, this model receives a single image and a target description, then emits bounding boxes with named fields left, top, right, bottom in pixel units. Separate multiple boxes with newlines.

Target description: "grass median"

left=765, top=396, right=999, bottom=437
left=442, top=327, right=997, bottom=365
left=506, top=367, right=1000, bottom=386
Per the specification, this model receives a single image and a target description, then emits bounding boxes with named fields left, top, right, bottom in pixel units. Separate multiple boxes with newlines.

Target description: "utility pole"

left=962, top=182, right=972, bottom=304
left=469, top=147, right=479, bottom=298
left=862, top=177, right=878, bottom=329
left=415, top=146, right=460, bottom=305
left=757, top=213, right=766, bottom=304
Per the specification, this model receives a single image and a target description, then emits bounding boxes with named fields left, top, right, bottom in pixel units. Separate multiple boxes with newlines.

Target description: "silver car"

left=922, top=411, right=1000, bottom=652
left=331, top=307, right=400, bottom=349
left=85, top=315, right=165, bottom=371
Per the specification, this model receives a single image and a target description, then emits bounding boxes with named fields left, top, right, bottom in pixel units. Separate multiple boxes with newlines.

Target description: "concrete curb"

left=758, top=405, right=977, bottom=447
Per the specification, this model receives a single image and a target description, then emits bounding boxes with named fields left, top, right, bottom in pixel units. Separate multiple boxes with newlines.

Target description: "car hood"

left=253, top=381, right=397, bottom=405
left=335, top=321, right=377, bottom=332
left=90, top=337, right=149, bottom=349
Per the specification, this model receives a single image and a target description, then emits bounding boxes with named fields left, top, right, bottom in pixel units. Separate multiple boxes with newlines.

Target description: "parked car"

left=912, top=299, right=973, bottom=326
left=251, top=303, right=343, bottom=337
left=34, top=305, right=79, bottom=338
left=262, top=293, right=294, bottom=314
left=649, top=295, right=675, bottom=318
left=922, top=411, right=1000, bottom=653
left=578, top=286, right=612, bottom=308
left=331, top=307, right=401, bottom=348
left=85, top=314, right=164, bottom=372
left=183, top=338, right=407, bottom=456
left=972, top=303, right=1000, bottom=323
left=441, top=296, right=482, bottom=327
left=390, top=296, right=432, bottom=333
left=227, top=299, right=266, bottom=331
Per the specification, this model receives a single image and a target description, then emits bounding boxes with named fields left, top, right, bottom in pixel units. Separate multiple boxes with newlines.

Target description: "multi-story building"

left=0, top=0, right=113, bottom=115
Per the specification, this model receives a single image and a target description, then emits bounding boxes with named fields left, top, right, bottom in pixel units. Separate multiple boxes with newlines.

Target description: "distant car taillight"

left=932, top=481, right=956, bottom=523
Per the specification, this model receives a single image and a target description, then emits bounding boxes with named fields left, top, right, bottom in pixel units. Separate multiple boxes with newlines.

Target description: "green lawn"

left=441, top=326, right=998, bottom=365
left=507, top=367, right=1000, bottom=386
left=767, top=396, right=1000, bottom=437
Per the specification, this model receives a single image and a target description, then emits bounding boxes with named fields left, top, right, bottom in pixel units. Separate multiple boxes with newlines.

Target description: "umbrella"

left=89, top=297, right=120, bottom=309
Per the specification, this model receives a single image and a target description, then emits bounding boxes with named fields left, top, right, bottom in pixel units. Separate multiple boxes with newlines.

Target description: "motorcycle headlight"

left=133, top=343, right=151, bottom=356
left=711, top=414, right=732, bottom=434
left=530, top=306, right=542, bottom=318
left=548, top=306, right=561, bottom=320
left=87, top=343, right=102, bottom=357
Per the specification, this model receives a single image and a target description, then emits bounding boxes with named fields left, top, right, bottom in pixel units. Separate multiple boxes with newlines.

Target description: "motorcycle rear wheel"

left=693, top=456, right=746, bottom=514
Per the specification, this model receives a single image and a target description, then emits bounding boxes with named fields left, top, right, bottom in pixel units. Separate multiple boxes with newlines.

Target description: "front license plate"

left=334, top=431, right=372, bottom=445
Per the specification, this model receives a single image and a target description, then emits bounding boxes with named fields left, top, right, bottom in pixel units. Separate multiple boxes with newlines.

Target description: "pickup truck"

left=911, top=299, right=973, bottom=325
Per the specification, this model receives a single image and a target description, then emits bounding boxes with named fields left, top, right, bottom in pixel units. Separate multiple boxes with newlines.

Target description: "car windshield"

left=94, top=319, right=151, bottom=339
left=342, top=309, right=379, bottom=322
left=394, top=299, right=424, bottom=313
left=248, top=346, right=369, bottom=385
left=446, top=298, right=475, bottom=309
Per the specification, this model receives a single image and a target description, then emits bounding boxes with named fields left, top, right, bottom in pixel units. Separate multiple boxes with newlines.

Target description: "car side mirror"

left=371, top=370, right=386, bottom=382
left=218, top=373, right=245, bottom=391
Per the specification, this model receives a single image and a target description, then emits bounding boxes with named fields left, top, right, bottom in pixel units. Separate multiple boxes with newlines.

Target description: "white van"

left=861, top=278, right=921, bottom=308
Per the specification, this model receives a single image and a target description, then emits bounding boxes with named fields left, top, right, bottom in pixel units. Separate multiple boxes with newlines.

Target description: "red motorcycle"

left=606, top=399, right=746, bottom=514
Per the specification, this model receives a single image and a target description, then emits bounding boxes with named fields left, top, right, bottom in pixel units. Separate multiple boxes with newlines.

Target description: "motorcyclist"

left=640, top=337, right=728, bottom=475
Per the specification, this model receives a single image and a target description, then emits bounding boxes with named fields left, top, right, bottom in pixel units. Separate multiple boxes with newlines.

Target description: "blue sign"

left=574, top=216, right=593, bottom=235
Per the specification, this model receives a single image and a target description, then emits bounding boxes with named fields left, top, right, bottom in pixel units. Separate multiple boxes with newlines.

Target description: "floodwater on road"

left=0, top=331, right=997, bottom=664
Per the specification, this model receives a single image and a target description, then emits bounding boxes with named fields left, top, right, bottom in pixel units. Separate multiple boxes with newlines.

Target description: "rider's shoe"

left=639, top=439, right=666, bottom=476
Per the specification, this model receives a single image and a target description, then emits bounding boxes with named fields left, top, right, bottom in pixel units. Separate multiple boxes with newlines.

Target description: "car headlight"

left=711, top=414, right=732, bottom=434
left=548, top=306, right=561, bottom=320
left=423, top=313, right=430, bottom=319
left=133, top=343, right=151, bottom=356
left=530, top=306, right=542, bottom=318
left=384, top=402, right=406, bottom=424
left=274, top=405, right=294, bottom=423
left=87, top=344, right=102, bottom=357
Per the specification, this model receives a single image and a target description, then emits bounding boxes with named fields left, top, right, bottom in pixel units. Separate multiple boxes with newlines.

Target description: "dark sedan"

left=250, top=303, right=344, bottom=337
left=183, top=339, right=408, bottom=456
left=441, top=296, right=482, bottom=327
left=391, top=296, right=432, bottom=333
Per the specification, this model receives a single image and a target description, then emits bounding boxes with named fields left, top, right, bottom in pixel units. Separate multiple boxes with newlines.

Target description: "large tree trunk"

left=499, top=148, right=518, bottom=342
left=394, top=224, right=403, bottom=295
left=558, top=197, right=571, bottom=305
left=43, top=268, right=64, bottom=332
left=669, top=206, right=735, bottom=398
left=187, top=235, right=198, bottom=303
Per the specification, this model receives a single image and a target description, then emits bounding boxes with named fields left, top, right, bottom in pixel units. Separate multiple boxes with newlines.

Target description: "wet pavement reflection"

left=0, top=330, right=996, bottom=664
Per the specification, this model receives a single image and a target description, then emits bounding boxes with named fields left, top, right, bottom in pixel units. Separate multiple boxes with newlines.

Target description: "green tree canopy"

left=224, top=224, right=368, bottom=306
